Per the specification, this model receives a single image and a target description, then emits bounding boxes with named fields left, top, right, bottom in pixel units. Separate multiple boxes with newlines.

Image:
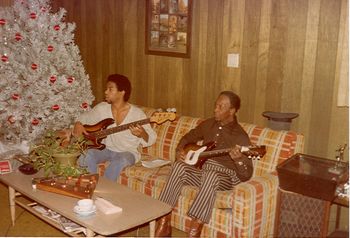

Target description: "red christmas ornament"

left=54, top=25, right=60, bottom=31
left=52, top=104, right=60, bottom=110
left=11, top=93, right=20, bottom=100
left=81, top=102, right=89, bottom=109
left=7, top=116, right=15, bottom=124
left=47, top=45, right=54, bottom=52
left=31, top=118, right=39, bottom=125
left=67, top=76, right=75, bottom=83
left=0, top=19, right=5, bottom=25
left=49, top=75, right=57, bottom=83
left=1, top=55, right=8, bottom=62
left=31, top=63, right=38, bottom=70
left=15, top=33, right=22, bottom=41
left=30, top=12, right=37, bottom=19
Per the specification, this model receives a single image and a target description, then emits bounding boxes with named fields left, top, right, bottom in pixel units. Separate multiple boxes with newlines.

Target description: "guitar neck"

left=93, top=118, right=150, bottom=138
left=199, top=146, right=255, bottom=158
left=200, top=148, right=231, bottom=158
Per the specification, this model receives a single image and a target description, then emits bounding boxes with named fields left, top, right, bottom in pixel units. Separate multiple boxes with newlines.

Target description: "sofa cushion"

left=121, top=160, right=171, bottom=190
left=241, top=123, right=304, bottom=176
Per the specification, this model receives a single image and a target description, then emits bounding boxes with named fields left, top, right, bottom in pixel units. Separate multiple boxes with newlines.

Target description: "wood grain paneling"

left=309, top=0, right=342, bottom=155
left=1, top=0, right=348, bottom=160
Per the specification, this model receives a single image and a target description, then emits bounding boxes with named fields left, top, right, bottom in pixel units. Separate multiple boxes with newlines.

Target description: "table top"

left=0, top=171, right=172, bottom=236
left=278, top=153, right=348, bottom=182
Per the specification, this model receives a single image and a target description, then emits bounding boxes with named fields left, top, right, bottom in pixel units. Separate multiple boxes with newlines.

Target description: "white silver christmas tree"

left=0, top=0, right=94, bottom=144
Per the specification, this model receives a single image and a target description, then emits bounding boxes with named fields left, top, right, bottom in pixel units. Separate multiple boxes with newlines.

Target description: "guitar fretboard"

left=91, top=118, right=150, bottom=138
left=199, top=146, right=259, bottom=158
left=200, top=148, right=231, bottom=158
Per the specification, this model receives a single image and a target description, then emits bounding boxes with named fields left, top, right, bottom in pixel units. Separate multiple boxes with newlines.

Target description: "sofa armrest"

left=231, top=172, right=279, bottom=238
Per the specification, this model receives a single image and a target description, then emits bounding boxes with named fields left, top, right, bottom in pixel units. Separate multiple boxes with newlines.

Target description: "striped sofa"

left=113, top=106, right=304, bottom=237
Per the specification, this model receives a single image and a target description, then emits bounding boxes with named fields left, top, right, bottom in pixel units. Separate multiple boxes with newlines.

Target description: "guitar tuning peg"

left=171, top=108, right=177, bottom=113
left=166, top=108, right=171, bottom=112
left=156, top=108, right=163, bottom=112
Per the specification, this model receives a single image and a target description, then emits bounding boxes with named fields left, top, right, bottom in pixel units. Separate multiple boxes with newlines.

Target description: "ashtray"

left=19, top=163, right=38, bottom=175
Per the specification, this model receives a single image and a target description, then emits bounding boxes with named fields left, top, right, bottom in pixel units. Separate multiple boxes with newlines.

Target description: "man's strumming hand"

left=129, top=124, right=149, bottom=142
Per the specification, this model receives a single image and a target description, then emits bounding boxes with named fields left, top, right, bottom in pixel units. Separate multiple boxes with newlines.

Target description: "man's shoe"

left=188, top=218, right=204, bottom=238
left=155, top=213, right=172, bottom=237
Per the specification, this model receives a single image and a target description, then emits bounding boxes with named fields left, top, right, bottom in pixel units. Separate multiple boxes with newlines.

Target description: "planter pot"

left=53, top=152, right=81, bottom=167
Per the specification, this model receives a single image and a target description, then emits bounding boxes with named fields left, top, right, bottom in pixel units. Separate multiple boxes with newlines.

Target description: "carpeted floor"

left=0, top=181, right=187, bottom=237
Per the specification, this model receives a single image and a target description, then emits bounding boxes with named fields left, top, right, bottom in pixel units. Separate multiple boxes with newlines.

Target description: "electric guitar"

left=83, top=112, right=176, bottom=150
left=183, top=142, right=266, bottom=169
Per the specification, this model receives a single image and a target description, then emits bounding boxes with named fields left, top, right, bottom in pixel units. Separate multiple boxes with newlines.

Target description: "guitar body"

left=83, top=118, right=115, bottom=150
left=184, top=142, right=216, bottom=169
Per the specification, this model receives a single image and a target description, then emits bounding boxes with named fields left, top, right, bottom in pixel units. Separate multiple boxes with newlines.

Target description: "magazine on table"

left=32, top=205, right=86, bottom=234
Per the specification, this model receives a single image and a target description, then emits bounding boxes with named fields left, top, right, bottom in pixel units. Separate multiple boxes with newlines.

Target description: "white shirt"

left=78, top=102, right=156, bottom=162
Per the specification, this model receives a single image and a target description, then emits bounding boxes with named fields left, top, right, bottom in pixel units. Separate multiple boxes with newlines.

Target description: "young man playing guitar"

left=155, top=91, right=253, bottom=237
left=72, top=74, right=156, bottom=181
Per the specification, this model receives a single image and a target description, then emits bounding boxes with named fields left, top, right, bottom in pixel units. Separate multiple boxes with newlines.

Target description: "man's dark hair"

left=107, top=74, right=131, bottom=101
left=219, top=91, right=241, bottom=111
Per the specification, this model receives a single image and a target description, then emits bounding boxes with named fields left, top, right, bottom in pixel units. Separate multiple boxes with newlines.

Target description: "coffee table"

left=0, top=170, right=172, bottom=237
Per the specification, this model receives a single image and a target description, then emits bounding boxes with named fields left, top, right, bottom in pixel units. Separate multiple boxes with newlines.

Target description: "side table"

left=274, top=153, right=349, bottom=237
left=274, top=188, right=331, bottom=237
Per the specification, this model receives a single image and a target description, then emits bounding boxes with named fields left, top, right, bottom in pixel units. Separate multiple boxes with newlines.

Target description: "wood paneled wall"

left=1, top=0, right=348, bottom=161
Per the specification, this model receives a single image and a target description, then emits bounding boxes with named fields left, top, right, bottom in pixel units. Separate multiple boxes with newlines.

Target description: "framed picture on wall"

left=145, top=0, right=192, bottom=58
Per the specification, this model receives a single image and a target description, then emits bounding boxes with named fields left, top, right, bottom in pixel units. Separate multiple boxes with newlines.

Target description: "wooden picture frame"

left=145, top=0, right=192, bottom=58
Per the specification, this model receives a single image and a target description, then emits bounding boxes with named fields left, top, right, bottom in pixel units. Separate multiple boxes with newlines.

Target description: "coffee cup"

left=77, top=199, right=94, bottom=212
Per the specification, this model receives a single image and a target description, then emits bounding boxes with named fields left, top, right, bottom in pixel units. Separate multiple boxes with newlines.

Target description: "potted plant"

left=29, top=129, right=89, bottom=177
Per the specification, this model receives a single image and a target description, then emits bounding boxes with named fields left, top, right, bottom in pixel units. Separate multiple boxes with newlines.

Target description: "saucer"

left=73, top=205, right=96, bottom=216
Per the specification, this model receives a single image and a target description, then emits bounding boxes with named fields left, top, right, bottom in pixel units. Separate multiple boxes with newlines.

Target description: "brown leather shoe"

left=155, top=213, right=172, bottom=237
left=188, top=218, right=204, bottom=238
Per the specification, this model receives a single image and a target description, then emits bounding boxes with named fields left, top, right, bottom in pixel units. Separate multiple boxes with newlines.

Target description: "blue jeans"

left=78, top=148, right=135, bottom=181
